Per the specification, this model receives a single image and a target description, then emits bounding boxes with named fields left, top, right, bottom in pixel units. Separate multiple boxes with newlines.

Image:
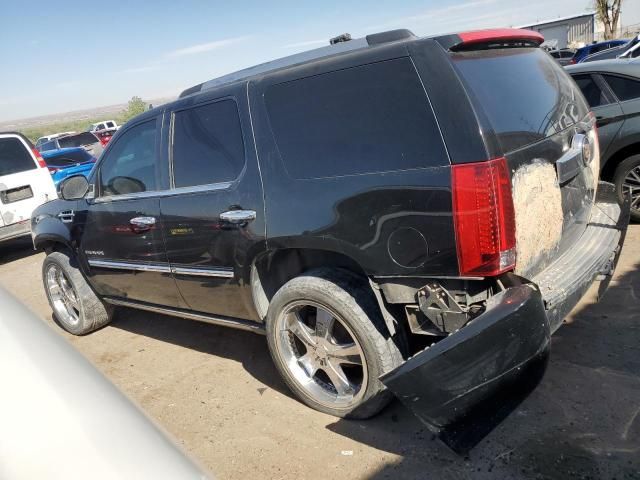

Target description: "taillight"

left=452, top=157, right=516, bottom=276
left=32, top=148, right=47, bottom=169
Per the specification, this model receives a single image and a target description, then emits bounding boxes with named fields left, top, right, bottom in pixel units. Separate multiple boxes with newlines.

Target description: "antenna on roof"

left=329, top=33, right=352, bottom=45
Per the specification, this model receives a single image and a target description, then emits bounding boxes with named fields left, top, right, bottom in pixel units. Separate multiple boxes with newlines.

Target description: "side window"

left=604, top=74, right=640, bottom=102
left=171, top=99, right=245, bottom=188
left=265, top=57, right=447, bottom=179
left=98, top=120, right=158, bottom=197
left=572, top=74, right=609, bottom=108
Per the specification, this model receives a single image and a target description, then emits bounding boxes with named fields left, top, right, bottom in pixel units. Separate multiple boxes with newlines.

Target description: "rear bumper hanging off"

left=381, top=181, right=630, bottom=453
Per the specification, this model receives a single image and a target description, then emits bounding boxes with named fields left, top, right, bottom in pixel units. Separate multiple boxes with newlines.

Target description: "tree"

left=594, top=0, right=623, bottom=40
left=120, top=96, right=148, bottom=122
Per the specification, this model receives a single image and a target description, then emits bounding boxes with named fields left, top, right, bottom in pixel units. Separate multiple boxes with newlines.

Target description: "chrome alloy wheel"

left=275, top=301, right=367, bottom=408
left=624, top=165, right=640, bottom=213
left=45, top=263, right=80, bottom=326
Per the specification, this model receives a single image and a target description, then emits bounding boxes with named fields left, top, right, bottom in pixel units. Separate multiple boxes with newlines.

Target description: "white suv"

left=0, top=133, right=57, bottom=243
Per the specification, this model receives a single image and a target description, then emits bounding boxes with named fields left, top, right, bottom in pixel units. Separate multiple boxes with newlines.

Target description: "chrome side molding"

left=87, top=260, right=172, bottom=274
left=171, top=266, right=234, bottom=278
left=87, top=259, right=234, bottom=278
left=103, top=297, right=265, bottom=335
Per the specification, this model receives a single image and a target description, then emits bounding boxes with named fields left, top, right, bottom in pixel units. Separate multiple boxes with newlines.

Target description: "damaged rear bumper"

left=381, top=182, right=630, bottom=452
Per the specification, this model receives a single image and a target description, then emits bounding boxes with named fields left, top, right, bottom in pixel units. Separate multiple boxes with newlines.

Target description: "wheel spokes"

left=298, top=352, right=319, bottom=377
left=286, top=312, right=316, bottom=347
left=314, top=308, right=334, bottom=340
left=326, top=342, right=362, bottom=365
left=324, top=360, right=355, bottom=396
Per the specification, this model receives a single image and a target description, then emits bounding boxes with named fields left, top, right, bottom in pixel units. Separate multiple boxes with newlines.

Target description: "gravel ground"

left=0, top=226, right=638, bottom=480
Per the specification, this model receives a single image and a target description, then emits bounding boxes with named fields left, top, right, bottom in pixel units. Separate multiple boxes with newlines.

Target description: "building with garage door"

left=519, top=13, right=595, bottom=49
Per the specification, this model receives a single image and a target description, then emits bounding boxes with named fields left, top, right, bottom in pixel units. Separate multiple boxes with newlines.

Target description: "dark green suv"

left=566, top=59, right=640, bottom=221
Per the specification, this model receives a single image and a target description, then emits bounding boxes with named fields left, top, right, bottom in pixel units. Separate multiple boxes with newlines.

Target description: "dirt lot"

left=1, top=226, right=639, bottom=480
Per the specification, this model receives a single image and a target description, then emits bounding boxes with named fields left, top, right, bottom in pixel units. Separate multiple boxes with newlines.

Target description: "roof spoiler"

left=436, top=28, right=545, bottom=52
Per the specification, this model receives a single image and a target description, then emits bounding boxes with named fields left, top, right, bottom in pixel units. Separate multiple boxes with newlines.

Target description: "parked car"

left=89, top=120, right=120, bottom=133
left=0, top=287, right=209, bottom=479
left=38, top=131, right=103, bottom=159
left=566, top=58, right=640, bottom=220
left=549, top=48, right=576, bottom=66
left=35, top=131, right=76, bottom=149
left=41, top=147, right=96, bottom=186
left=0, top=132, right=57, bottom=243
left=573, top=39, right=628, bottom=64
left=581, top=35, right=639, bottom=63
left=94, top=129, right=115, bottom=147
left=31, top=28, right=629, bottom=452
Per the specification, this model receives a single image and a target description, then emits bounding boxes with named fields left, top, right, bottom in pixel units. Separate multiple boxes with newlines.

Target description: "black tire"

left=266, top=268, right=404, bottom=419
left=613, top=154, right=640, bottom=222
left=42, top=250, right=113, bottom=335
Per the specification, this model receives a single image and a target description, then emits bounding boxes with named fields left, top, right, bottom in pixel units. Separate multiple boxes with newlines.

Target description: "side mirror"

left=59, top=175, right=90, bottom=200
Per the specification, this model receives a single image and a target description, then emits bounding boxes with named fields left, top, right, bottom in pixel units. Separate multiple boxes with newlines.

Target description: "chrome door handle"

left=219, top=209, right=256, bottom=224
left=129, top=216, right=156, bottom=232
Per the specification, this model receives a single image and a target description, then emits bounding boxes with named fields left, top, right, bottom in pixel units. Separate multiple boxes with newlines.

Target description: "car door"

left=79, top=115, right=185, bottom=308
left=571, top=73, right=624, bottom=163
left=159, top=85, right=265, bottom=320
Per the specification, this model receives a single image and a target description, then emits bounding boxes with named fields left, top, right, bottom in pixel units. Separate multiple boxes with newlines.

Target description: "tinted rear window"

left=172, top=99, right=245, bottom=188
left=45, top=150, right=93, bottom=167
left=573, top=74, right=609, bottom=108
left=265, top=57, right=448, bottom=179
left=59, top=132, right=97, bottom=148
left=0, top=137, right=36, bottom=176
left=604, top=74, right=640, bottom=102
left=451, top=48, right=586, bottom=152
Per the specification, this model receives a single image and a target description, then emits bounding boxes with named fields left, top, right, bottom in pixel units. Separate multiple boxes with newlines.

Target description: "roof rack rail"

left=178, top=28, right=417, bottom=99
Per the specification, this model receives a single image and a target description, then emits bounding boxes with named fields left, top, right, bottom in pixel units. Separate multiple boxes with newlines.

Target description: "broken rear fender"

left=380, top=284, right=550, bottom=453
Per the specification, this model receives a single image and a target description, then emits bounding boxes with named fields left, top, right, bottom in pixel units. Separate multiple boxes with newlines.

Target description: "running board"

left=103, top=298, right=266, bottom=335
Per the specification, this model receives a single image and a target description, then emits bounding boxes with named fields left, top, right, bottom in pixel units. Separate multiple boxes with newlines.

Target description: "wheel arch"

left=250, top=247, right=399, bottom=336
left=601, top=140, right=640, bottom=181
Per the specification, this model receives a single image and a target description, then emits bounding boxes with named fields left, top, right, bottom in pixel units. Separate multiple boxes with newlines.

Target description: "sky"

left=1, top=0, right=639, bottom=122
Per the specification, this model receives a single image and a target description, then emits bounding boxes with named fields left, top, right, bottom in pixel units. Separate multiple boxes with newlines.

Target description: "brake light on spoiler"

left=452, top=157, right=516, bottom=276
left=437, top=28, right=544, bottom=51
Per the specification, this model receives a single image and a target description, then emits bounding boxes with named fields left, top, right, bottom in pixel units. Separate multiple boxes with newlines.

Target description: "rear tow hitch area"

left=380, top=284, right=550, bottom=454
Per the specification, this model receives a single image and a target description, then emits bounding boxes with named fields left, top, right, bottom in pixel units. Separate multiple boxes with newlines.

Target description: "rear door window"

left=572, top=74, right=610, bottom=108
left=0, top=137, right=36, bottom=176
left=265, top=57, right=447, bottom=179
left=451, top=48, right=587, bottom=152
left=171, top=99, right=245, bottom=188
left=604, top=74, right=640, bottom=101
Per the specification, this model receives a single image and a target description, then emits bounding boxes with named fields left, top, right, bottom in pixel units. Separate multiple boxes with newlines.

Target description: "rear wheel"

left=613, top=154, right=640, bottom=222
left=42, top=250, right=113, bottom=335
left=266, top=269, right=403, bottom=419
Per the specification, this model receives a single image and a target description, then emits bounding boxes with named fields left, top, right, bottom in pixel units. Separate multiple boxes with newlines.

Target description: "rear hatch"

left=58, top=132, right=104, bottom=159
left=0, top=135, right=57, bottom=226
left=449, top=45, right=597, bottom=278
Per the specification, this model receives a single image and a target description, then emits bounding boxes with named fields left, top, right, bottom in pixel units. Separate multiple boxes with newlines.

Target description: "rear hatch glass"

left=0, top=137, right=36, bottom=176
left=58, top=133, right=98, bottom=148
left=451, top=48, right=586, bottom=153
left=450, top=48, right=595, bottom=278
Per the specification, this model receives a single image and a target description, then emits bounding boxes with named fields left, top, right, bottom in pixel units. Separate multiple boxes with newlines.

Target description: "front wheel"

left=613, top=154, right=640, bottom=222
left=266, top=269, right=403, bottom=419
left=42, top=250, right=113, bottom=335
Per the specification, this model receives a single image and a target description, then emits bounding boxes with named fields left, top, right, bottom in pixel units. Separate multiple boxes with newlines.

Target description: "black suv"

left=32, top=28, right=629, bottom=451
